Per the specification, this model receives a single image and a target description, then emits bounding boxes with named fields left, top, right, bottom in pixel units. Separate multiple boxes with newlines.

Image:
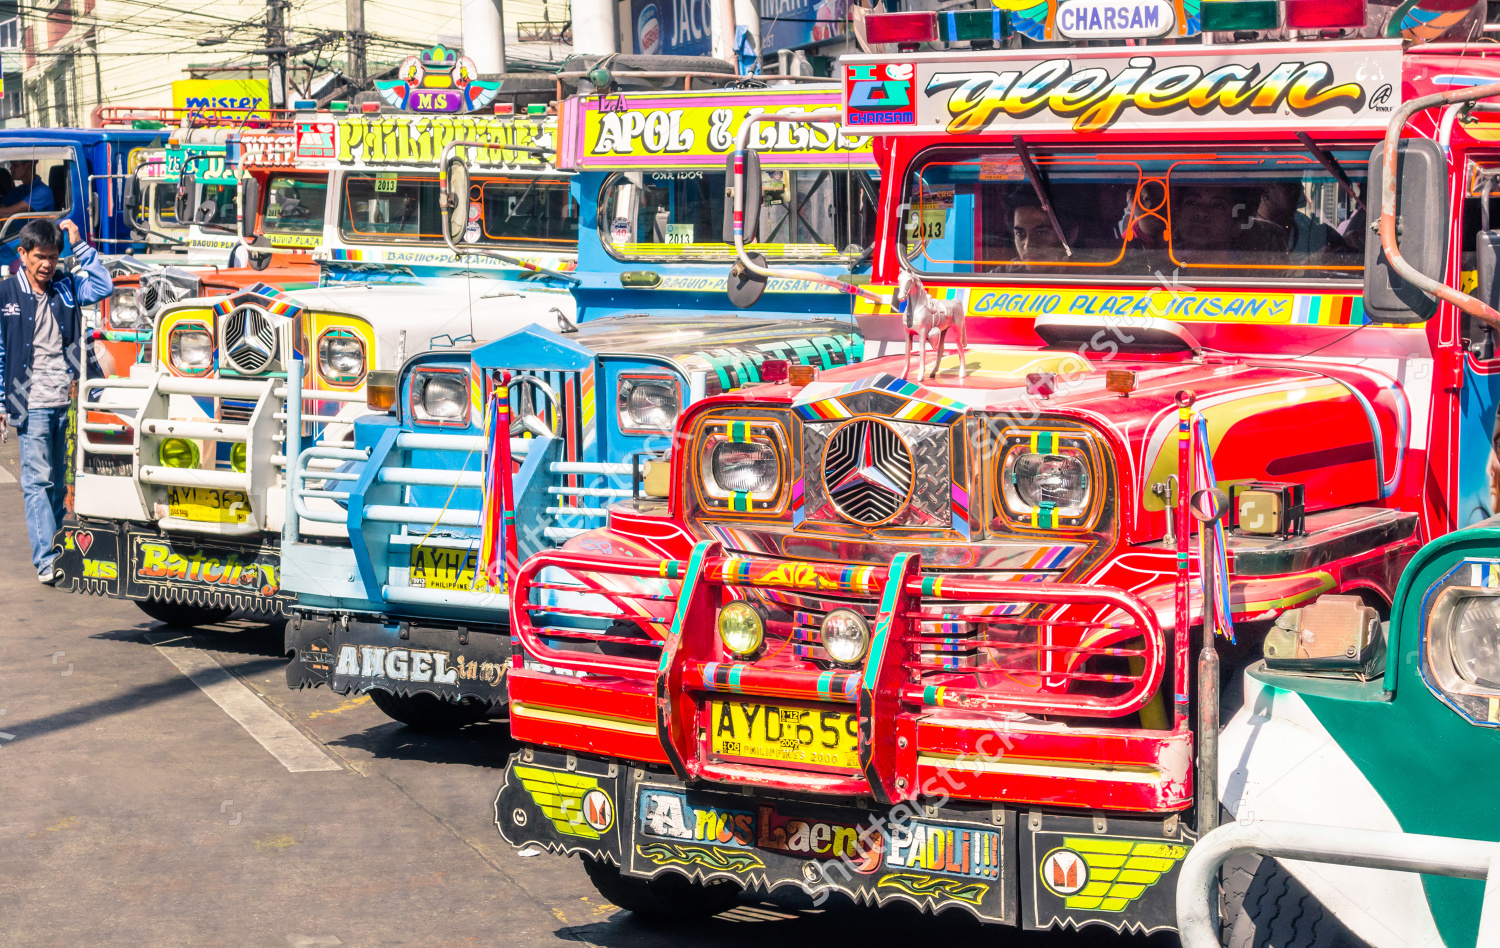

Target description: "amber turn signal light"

left=366, top=369, right=398, bottom=414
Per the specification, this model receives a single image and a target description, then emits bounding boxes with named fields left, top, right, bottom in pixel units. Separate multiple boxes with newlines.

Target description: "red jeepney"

left=492, top=5, right=1500, bottom=940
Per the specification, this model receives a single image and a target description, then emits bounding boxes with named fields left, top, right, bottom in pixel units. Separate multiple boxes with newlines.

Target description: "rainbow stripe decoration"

left=793, top=373, right=970, bottom=423
left=951, top=483, right=971, bottom=539
left=211, top=282, right=303, bottom=320
left=1290, top=294, right=1367, bottom=326
left=478, top=378, right=519, bottom=590
left=790, top=478, right=806, bottom=527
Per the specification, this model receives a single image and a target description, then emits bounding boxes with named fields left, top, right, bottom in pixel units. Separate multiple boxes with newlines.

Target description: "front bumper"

left=496, top=747, right=1194, bottom=933
left=285, top=613, right=511, bottom=705
left=52, top=518, right=289, bottom=613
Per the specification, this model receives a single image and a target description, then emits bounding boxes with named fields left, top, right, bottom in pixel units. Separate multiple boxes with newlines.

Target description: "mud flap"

left=1021, top=810, right=1194, bottom=935
left=55, top=519, right=290, bottom=613
left=52, top=519, right=124, bottom=597
left=495, top=748, right=1018, bottom=925
left=285, top=614, right=510, bottom=704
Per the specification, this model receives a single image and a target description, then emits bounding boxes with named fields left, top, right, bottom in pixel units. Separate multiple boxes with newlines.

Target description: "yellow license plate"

left=166, top=487, right=249, bottom=523
left=408, top=546, right=496, bottom=592
left=709, top=701, right=861, bottom=771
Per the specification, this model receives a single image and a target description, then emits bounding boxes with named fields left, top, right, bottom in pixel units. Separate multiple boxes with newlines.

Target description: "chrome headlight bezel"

left=108, top=288, right=142, bottom=330
left=411, top=368, right=470, bottom=427
left=168, top=323, right=214, bottom=375
left=821, top=608, right=871, bottom=666
left=317, top=328, right=367, bottom=387
left=696, top=420, right=787, bottom=513
left=995, top=427, right=1102, bottom=532
left=617, top=374, right=680, bottom=435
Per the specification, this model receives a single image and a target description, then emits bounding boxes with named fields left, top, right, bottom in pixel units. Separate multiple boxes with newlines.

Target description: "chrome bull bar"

left=76, top=360, right=370, bottom=535
left=543, top=460, right=633, bottom=541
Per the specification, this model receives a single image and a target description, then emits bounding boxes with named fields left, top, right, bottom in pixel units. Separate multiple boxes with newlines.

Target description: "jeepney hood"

left=283, top=283, right=576, bottom=351
left=675, top=347, right=1408, bottom=563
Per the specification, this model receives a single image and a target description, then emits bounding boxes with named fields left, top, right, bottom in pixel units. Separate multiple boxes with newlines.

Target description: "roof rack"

left=95, top=107, right=298, bottom=130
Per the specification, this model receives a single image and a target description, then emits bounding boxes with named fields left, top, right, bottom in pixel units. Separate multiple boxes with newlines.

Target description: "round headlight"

left=170, top=327, right=214, bottom=372
left=159, top=438, right=200, bottom=469
left=821, top=608, right=870, bottom=665
left=416, top=373, right=467, bottom=422
left=1451, top=596, right=1500, bottom=689
left=319, top=331, right=365, bottom=383
left=109, top=290, right=141, bottom=330
left=1012, top=453, right=1089, bottom=510
left=711, top=441, right=778, bottom=494
left=230, top=442, right=247, bottom=473
left=718, top=601, right=764, bottom=657
left=619, top=378, right=679, bottom=432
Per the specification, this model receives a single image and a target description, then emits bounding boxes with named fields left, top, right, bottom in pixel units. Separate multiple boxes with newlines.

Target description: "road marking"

left=0, top=466, right=15, bottom=485
left=147, top=632, right=341, bottom=773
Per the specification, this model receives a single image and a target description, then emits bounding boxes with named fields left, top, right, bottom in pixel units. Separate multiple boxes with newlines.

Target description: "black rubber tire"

left=135, top=599, right=235, bottom=627
left=367, top=690, right=489, bottom=731
left=1221, top=854, right=1371, bottom=948
left=581, top=856, right=741, bottom=921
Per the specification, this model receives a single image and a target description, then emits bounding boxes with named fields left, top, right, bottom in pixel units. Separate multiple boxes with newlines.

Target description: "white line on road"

left=147, top=632, right=341, bottom=773
left=0, top=466, right=15, bottom=485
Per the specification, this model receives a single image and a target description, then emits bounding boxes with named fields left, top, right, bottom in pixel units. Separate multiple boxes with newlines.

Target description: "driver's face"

left=1013, top=205, right=1065, bottom=261
left=1175, top=187, right=1244, bottom=249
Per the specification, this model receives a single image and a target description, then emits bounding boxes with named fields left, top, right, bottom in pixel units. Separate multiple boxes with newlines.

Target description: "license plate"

left=166, top=487, right=249, bottom=523
left=709, top=701, right=861, bottom=771
left=408, top=546, right=496, bottom=592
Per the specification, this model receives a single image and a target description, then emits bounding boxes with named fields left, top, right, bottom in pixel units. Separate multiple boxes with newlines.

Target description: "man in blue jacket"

left=0, top=219, right=113, bottom=583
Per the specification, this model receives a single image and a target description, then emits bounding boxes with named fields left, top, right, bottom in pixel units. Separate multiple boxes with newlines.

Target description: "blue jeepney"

left=283, top=81, right=878, bottom=728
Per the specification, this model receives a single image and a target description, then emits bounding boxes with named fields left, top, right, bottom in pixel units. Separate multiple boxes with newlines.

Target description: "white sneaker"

left=37, top=565, right=60, bottom=585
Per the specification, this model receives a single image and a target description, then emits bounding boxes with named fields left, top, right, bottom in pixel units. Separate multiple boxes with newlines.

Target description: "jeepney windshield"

left=148, top=181, right=184, bottom=229
left=598, top=168, right=878, bottom=264
left=338, top=171, right=577, bottom=250
left=263, top=174, right=326, bottom=235
left=197, top=183, right=237, bottom=228
left=906, top=146, right=1370, bottom=284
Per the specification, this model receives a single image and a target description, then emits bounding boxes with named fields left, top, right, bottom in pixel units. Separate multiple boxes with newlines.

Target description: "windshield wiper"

left=1294, top=132, right=1366, bottom=213
left=1011, top=135, right=1072, bottom=257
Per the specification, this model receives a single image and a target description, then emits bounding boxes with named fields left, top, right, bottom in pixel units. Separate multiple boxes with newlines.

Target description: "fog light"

left=230, top=442, right=246, bottom=473
left=821, top=608, right=870, bottom=665
left=159, top=438, right=199, bottom=469
left=718, top=601, right=764, bottom=657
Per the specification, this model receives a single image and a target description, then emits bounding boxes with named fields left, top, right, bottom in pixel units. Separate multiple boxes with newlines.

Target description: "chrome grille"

left=222, top=305, right=277, bottom=374
left=823, top=418, right=914, bottom=525
left=140, top=280, right=160, bottom=314
left=217, top=399, right=255, bottom=424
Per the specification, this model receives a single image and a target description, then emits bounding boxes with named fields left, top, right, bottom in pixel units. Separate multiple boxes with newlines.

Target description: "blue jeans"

left=19, top=404, right=69, bottom=573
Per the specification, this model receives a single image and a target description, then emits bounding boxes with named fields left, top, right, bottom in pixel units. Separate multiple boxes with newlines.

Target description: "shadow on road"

left=326, top=717, right=515, bottom=769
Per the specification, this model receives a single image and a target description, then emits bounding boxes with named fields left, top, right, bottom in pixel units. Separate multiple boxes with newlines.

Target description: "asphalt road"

left=0, top=436, right=1179, bottom=948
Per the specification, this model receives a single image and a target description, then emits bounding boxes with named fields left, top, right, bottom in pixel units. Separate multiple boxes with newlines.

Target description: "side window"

left=0, top=157, right=72, bottom=216
left=1462, top=169, right=1500, bottom=360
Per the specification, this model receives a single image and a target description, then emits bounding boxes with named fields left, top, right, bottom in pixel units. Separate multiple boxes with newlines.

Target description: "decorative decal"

left=566, top=88, right=874, bottom=170
left=637, top=841, right=766, bottom=873
left=842, top=41, right=1401, bottom=136
left=1041, top=838, right=1187, bottom=912
left=374, top=44, right=501, bottom=113
left=877, top=872, right=990, bottom=906
left=514, top=765, right=611, bottom=840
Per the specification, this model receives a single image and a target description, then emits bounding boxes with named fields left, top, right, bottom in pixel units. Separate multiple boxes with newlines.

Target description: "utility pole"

left=267, top=0, right=289, bottom=109
left=346, top=0, right=366, bottom=90
left=462, top=0, right=508, bottom=74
